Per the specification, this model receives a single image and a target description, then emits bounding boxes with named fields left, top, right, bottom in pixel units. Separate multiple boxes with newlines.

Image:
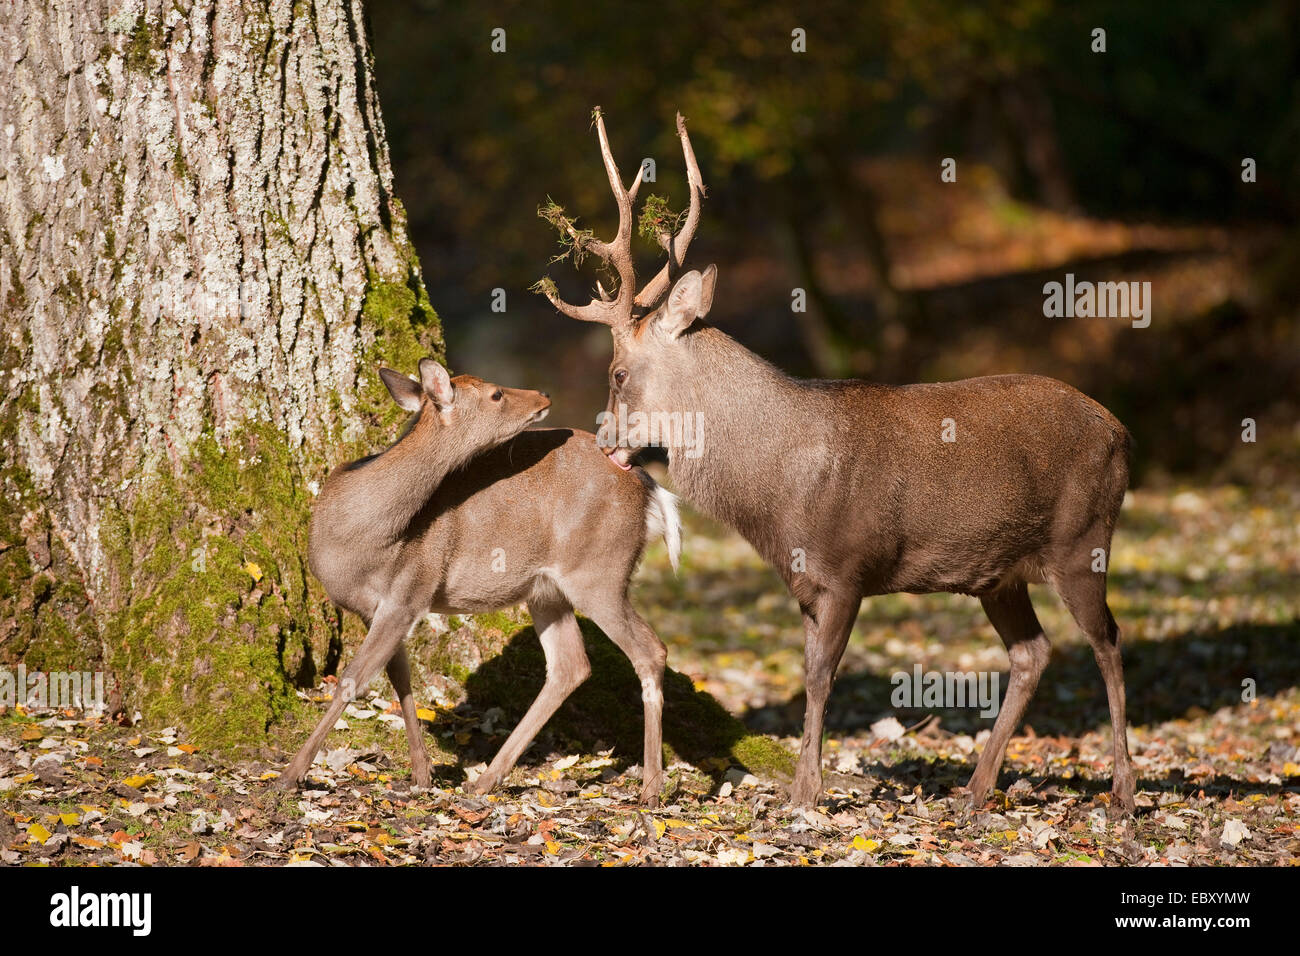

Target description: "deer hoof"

left=1107, top=795, right=1137, bottom=819
left=960, top=784, right=992, bottom=813
left=789, top=769, right=824, bottom=808
left=272, top=771, right=302, bottom=793
left=788, top=786, right=820, bottom=809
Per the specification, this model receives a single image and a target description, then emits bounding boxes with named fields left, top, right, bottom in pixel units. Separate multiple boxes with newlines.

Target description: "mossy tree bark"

left=0, top=0, right=441, bottom=747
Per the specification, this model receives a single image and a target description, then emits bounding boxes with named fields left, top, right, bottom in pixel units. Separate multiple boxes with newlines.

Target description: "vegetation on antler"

left=528, top=277, right=559, bottom=298
left=638, top=194, right=685, bottom=245
left=534, top=109, right=702, bottom=325
left=538, top=197, right=596, bottom=267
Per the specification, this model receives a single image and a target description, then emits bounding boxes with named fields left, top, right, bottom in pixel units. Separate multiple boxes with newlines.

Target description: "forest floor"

left=2, top=482, right=1298, bottom=866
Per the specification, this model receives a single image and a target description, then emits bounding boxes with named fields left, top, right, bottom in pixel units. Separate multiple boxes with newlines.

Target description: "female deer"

left=278, top=358, right=679, bottom=805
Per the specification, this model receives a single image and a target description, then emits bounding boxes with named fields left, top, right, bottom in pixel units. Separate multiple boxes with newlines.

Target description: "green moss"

left=361, top=273, right=438, bottom=371
left=529, top=277, right=558, bottom=299
left=470, top=609, right=518, bottom=636
left=352, top=261, right=445, bottom=445
left=111, top=164, right=125, bottom=212
left=94, top=247, right=445, bottom=751
left=171, top=144, right=188, bottom=181
left=24, top=212, right=44, bottom=242
left=100, top=422, right=335, bottom=753
left=124, top=15, right=162, bottom=73
left=16, top=574, right=95, bottom=672
left=730, top=733, right=797, bottom=779
left=54, top=272, right=85, bottom=313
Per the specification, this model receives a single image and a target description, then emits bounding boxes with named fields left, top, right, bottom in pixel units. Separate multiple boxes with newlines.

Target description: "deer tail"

left=643, top=480, right=682, bottom=573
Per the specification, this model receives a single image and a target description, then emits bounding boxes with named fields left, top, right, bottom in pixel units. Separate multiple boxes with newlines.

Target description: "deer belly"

left=428, top=565, right=534, bottom=614
left=885, top=539, right=1045, bottom=596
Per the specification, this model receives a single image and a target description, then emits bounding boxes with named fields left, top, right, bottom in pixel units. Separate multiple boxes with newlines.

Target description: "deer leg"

left=386, top=644, right=431, bottom=788
left=968, top=582, right=1051, bottom=805
left=575, top=595, right=667, bottom=807
left=277, top=606, right=415, bottom=790
left=468, top=601, right=589, bottom=796
left=1053, top=566, right=1136, bottom=815
left=791, top=591, right=860, bottom=808
left=628, top=611, right=668, bottom=807
left=582, top=599, right=668, bottom=807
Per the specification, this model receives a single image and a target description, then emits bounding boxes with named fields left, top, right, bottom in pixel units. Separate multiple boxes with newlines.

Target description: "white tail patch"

left=644, top=483, right=682, bottom=572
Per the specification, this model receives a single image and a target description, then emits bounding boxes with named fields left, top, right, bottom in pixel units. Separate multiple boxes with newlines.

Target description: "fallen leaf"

left=870, top=716, right=907, bottom=742
left=1221, top=819, right=1250, bottom=847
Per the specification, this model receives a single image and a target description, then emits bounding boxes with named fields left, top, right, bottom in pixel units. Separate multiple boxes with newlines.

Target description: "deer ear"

left=660, top=269, right=707, bottom=339
left=418, top=358, right=455, bottom=407
left=379, top=367, right=422, bottom=412
left=699, top=263, right=717, bottom=317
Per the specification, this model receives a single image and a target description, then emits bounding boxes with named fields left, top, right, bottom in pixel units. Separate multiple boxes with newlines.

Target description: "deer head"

left=378, top=357, right=551, bottom=454
left=534, top=109, right=715, bottom=468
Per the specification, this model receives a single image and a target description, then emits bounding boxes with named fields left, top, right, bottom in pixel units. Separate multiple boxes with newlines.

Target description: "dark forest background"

left=365, top=0, right=1299, bottom=486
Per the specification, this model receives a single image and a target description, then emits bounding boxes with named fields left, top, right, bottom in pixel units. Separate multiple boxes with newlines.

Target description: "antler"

left=533, top=107, right=643, bottom=326
left=535, top=109, right=706, bottom=327
left=634, top=113, right=706, bottom=312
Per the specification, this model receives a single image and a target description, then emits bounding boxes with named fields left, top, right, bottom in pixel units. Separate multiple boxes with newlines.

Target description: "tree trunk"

left=0, top=0, right=442, bottom=747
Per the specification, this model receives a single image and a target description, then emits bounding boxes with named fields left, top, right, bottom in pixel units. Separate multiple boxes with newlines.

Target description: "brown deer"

left=277, top=358, right=681, bottom=805
left=535, top=108, right=1136, bottom=813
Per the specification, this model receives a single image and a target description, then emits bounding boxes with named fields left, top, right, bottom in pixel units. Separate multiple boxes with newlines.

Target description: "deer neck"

left=326, top=407, right=482, bottom=542
left=663, top=327, right=830, bottom=547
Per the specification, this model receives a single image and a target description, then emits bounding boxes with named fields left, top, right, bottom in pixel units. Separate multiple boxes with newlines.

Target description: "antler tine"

left=586, top=109, right=641, bottom=309
left=627, top=163, right=644, bottom=205
left=537, top=285, right=625, bottom=325
left=634, top=112, right=705, bottom=312
left=535, top=108, right=644, bottom=327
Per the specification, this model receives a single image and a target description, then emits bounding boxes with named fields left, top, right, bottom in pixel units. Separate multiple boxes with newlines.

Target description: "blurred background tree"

left=366, top=0, right=1298, bottom=483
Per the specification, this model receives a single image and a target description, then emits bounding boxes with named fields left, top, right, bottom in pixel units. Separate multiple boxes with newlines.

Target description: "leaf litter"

left=1, top=486, right=1297, bottom=866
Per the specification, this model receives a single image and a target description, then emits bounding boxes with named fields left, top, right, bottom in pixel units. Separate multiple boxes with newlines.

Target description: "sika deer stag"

left=535, top=108, right=1136, bottom=813
left=277, top=358, right=681, bottom=805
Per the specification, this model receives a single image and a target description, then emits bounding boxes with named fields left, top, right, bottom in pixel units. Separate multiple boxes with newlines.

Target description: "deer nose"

left=539, top=391, right=550, bottom=399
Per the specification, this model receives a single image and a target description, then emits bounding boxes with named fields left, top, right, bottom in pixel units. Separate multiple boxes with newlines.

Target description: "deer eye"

left=491, top=390, right=503, bottom=401
left=613, top=369, right=628, bottom=387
